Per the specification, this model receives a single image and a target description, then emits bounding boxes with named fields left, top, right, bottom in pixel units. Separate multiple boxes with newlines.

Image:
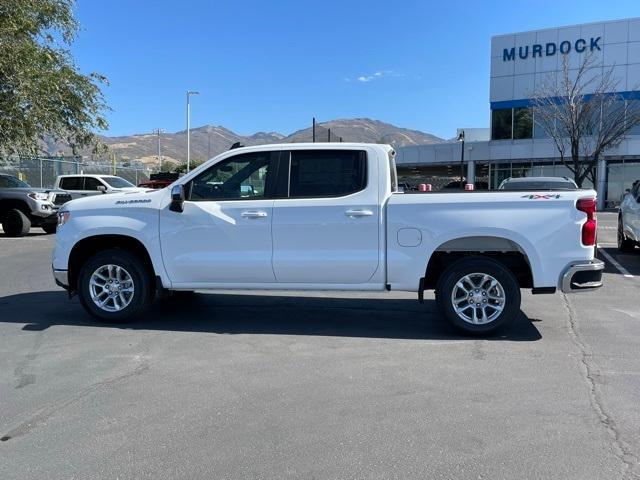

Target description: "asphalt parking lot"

left=0, top=211, right=639, bottom=480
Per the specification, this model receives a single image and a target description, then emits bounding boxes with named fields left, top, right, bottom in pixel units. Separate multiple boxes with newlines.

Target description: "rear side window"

left=60, top=177, right=83, bottom=190
left=288, top=150, right=367, bottom=198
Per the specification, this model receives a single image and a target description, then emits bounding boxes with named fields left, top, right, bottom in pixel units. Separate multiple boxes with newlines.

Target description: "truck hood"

left=63, top=188, right=166, bottom=211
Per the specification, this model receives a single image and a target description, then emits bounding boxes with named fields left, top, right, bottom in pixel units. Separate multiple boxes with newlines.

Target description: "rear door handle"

left=345, top=209, right=373, bottom=217
left=241, top=210, right=268, bottom=219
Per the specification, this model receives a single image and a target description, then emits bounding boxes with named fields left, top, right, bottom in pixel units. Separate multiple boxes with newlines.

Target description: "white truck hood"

left=63, top=188, right=166, bottom=211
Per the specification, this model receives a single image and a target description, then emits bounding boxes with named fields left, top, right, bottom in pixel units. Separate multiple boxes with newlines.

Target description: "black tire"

left=41, top=222, right=57, bottom=234
left=78, top=249, right=154, bottom=323
left=436, top=256, right=521, bottom=336
left=618, top=216, right=636, bottom=253
left=2, top=208, right=31, bottom=237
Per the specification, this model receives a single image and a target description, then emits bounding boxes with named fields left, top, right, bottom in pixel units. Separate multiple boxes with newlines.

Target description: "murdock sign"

left=503, top=37, right=601, bottom=61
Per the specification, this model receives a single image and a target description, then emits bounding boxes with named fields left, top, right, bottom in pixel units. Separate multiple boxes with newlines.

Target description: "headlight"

left=58, top=211, right=71, bottom=227
left=28, top=192, right=49, bottom=201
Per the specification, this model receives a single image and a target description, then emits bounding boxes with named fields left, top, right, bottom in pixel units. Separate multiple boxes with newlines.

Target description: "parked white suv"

left=618, top=180, right=639, bottom=252
left=54, top=174, right=142, bottom=200
left=52, top=143, right=603, bottom=336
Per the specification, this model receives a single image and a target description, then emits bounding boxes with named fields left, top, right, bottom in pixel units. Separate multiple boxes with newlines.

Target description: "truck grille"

left=52, top=193, right=72, bottom=206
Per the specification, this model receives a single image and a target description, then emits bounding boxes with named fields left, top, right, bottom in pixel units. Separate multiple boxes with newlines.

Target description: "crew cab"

left=618, top=180, right=640, bottom=252
left=52, top=144, right=603, bottom=335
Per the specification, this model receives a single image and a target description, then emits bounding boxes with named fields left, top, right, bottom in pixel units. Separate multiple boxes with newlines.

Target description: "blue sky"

left=72, top=0, right=640, bottom=138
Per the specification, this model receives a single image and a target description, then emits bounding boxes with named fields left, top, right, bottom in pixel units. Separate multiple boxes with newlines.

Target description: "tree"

left=530, top=53, right=640, bottom=188
left=0, top=0, right=108, bottom=158
left=173, top=160, right=203, bottom=174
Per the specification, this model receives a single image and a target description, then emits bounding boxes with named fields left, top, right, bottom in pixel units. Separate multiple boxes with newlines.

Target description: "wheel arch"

left=0, top=199, right=32, bottom=218
left=68, top=234, right=156, bottom=293
left=423, top=236, right=535, bottom=290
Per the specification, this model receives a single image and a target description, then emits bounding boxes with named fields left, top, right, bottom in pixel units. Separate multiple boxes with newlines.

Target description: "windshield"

left=501, top=181, right=576, bottom=191
left=102, top=176, right=135, bottom=188
left=0, top=175, right=30, bottom=188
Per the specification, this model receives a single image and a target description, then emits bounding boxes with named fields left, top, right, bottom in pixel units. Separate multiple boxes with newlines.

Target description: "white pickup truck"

left=52, top=143, right=603, bottom=335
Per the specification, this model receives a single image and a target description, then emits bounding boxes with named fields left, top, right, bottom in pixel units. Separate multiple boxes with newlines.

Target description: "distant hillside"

left=48, top=118, right=444, bottom=167
left=282, top=118, right=443, bottom=146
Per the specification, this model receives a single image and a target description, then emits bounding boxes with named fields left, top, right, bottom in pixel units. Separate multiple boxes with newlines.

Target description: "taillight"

left=577, top=198, right=597, bottom=246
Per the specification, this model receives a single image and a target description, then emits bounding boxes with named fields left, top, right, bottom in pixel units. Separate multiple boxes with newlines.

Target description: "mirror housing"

left=169, top=184, right=185, bottom=212
left=97, top=185, right=107, bottom=193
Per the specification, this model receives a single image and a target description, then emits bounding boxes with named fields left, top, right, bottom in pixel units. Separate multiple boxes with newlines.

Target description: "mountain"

left=51, top=118, right=444, bottom=166
left=282, top=118, right=443, bottom=146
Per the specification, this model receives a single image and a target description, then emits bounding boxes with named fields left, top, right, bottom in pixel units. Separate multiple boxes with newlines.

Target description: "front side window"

left=288, top=150, right=367, bottom=198
left=0, top=175, right=30, bottom=188
left=84, top=177, right=104, bottom=191
left=60, top=177, right=83, bottom=190
left=188, top=152, right=273, bottom=201
left=103, top=176, right=135, bottom=188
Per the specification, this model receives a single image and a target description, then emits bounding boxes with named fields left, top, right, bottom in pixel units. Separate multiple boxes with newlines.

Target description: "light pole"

left=457, top=130, right=465, bottom=190
left=153, top=128, right=165, bottom=172
left=186, top=90, right=199, bottom=172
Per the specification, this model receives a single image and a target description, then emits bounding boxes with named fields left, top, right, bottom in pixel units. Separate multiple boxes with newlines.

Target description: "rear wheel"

left=2, top=209, right=31, bottom=237
left=618, top=217, right=636, bottom=252
left=436, top=257, right=521, bottom=336
left=78, top=249, right=153, bottom=322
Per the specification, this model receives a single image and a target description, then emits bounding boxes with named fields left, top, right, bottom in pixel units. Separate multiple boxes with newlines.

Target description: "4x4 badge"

left=521, top=194, right=561, bottom=199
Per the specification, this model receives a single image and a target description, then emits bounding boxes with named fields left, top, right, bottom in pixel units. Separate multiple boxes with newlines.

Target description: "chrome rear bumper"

left=561, top=260, right=605, bottom=293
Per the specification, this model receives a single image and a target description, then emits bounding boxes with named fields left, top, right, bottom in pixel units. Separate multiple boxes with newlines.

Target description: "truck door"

left=159, top=151, right=278, bottom=285
left=271, top=148, right=380, bottom=284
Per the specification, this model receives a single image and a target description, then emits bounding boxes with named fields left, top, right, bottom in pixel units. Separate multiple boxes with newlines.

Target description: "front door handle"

left=345, top=209, right=373, bottom=217
left=241, top=210, right=268, bottom=219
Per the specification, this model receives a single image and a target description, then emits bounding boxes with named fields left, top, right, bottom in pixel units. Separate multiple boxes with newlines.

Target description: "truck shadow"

left=0, top=290, right=541, bottom=341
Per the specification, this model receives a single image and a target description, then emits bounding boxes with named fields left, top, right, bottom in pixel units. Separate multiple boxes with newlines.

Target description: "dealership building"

left=396, top=17, right=640, bottom=208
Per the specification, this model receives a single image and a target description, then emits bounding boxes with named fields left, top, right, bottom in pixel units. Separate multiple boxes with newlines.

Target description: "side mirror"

left=97, top=185, right=107, bottom=193
left=169, top=184, right=185, bottom=212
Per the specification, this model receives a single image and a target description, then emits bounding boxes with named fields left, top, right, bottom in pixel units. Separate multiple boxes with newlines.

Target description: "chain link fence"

left=0, top=157, right=152, bottom=188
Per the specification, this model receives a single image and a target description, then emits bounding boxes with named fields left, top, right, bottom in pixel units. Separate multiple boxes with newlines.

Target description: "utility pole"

left=312, top=117, right=316, bottom=143
left=186, top=90, right=199, bottom=172
left=328, top=128, right=331, bottom=142
left=153, top=128, right=165, bottom=172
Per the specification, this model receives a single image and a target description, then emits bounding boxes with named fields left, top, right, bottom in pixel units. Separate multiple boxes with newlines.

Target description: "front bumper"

left=30, top=203, right=58, bottom=219
left=53, top=269, right=69, bottom=290
left=561, top=259, right=605, bottom=293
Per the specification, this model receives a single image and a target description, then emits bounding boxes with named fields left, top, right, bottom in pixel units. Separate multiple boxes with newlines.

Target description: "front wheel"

left=2, top=209, right=31, bottom=237
left=436, top=257, right=521, bottom=336
left=78, top=249, right=153, bottom=322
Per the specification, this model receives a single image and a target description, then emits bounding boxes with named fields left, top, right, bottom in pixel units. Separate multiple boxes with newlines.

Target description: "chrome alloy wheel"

left=89, top=264, right=135, bottom=312
left=450, top=273, right=505, bottom=325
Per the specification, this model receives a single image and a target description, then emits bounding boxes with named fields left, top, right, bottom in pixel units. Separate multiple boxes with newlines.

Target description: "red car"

left=138, top=178, right=174, bottom=189
left=138, top=172, right=180, bottom=189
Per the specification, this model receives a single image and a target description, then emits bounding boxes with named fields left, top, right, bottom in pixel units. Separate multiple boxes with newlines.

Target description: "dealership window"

left=491, top=109, right=513, bottom=140
left=533, top=109, right=553, bottom=139
left=513, top=107, right=533, bottom=139
left=288, top=150, right=367, bottom=198
left=627, top=100, right=640, bottom=135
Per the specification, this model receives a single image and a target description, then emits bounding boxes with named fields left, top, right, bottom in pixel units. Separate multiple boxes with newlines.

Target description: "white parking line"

left=597, top=245, right=635, bottom=279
